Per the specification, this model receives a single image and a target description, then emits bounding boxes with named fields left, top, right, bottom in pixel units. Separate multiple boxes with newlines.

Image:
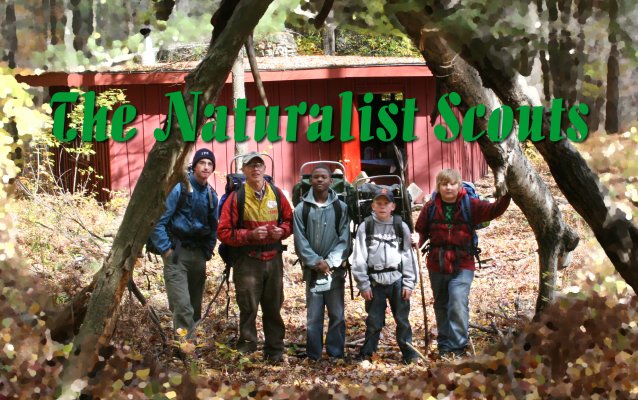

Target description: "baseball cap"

left=242, top=151, right=265, bottom=165
left=373, top=187, right=395, bottom=202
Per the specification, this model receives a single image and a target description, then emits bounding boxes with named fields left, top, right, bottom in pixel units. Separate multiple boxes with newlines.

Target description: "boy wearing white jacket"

left=351, top=188, right=418, bottom=364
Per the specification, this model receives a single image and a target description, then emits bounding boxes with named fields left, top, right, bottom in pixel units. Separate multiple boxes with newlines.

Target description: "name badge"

left=267, top=200, right=277, bottom=209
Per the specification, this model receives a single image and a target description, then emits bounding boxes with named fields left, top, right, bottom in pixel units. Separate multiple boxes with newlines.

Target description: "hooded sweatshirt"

left=293, top=189, right=350, bottom=282
left=351, top=213, right=417, bottom=292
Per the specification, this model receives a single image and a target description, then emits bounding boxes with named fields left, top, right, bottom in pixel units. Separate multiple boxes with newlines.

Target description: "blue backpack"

left=426, top=181, right=489, bottom=265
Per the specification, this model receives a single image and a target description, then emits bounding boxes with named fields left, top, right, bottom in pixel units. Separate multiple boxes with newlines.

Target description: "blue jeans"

left=360, top=279, right=417, bottom=362
left=429, top=269, right=474, bottom=354
left=306, top=279, right=345, bottom=360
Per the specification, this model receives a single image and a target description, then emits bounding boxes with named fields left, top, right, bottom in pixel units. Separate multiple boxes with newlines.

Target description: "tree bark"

left=393, top=11, right=579, bottom=313
left=605, top=0, right=620, bottom=133
left=57, top=0, right=275, bottom=393
left=428, top=9, right=638, bottom=292
left=69, top=0, right=93, bottom=57
left=232, top=48, right=249, bottom=160
left=2, top=0, right=17, bottom=68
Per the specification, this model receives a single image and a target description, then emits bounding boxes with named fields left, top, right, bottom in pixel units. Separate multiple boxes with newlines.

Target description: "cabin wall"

left=58, top=74, right=487, bottom=200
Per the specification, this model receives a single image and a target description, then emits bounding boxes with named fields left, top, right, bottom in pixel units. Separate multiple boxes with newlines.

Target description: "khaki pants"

left=163, top=247, right=207, bottom=336
left=233, top=253, right=285, bottom=358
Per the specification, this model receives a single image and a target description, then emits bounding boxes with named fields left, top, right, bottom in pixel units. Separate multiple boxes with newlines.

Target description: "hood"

left=301, top=188, right=339, bottom=207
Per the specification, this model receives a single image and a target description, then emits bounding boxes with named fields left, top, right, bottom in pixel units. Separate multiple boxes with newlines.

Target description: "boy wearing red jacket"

left=415, top=169, right=510, bottom=358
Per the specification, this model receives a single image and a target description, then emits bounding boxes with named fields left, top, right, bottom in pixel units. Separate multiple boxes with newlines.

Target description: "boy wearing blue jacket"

left=151, top=148, right=218, bottom=337
left=293, top=165, right=350, bottom=361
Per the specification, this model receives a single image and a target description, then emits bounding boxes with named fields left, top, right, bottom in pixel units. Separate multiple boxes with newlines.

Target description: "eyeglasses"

left=244, top=162, right=265, bottom=169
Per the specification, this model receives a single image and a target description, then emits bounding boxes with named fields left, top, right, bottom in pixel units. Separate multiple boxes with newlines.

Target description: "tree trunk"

left=322, top=11, right=336, bottom=56
left=2, top=0, right=17, bottom=68
left=57, top=0, right=275, bottom=393
left=439, top=26, right=638, bottom=293
left=49, top=0, right=66, bottom=45
left=232, top=48, right=249, bottom=161
left=393, top=11, right=579, bottom=313
left=605, top=0, right=620, bottom=133
left=47, top=277, right=97, bottom=343
left=69, top=0, right=93, bottom=57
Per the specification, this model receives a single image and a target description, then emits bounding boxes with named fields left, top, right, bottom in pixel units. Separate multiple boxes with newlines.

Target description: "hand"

left=251, top=226, right=268, bottom=240
left=315, top=260, right=331, bottom=275
left=361, top=289, right=373, bottom=301
left=162, top=249, right=173, bottom=259
left=411, top=233, right=419, bottom=246
left=269, top=226, right=284, bottom=240
left=402, top=288, right=412, bottom=301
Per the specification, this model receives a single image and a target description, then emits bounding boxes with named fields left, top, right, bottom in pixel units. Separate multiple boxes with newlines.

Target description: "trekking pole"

left=413, top=242, right=430, bottom=354
left=191, top=265, right=231, bottom=334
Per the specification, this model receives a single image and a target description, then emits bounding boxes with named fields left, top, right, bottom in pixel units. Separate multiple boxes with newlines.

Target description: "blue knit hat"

left=192, top=148, right=215, bottom=170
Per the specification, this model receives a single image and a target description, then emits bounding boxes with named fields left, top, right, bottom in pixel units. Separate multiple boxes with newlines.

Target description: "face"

left=242, top=158, right=266, bottom=186
left=439, top=180, right=460, bottom=202
left=193, top=158, right=214, bottom=184
left=371, top=196, right=396, bottom=220
left=310, top=168, right=332, bottom=194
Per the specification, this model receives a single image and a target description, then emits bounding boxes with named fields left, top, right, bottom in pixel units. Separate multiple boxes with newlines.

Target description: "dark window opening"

left=357, top=92, right=407, bottom=178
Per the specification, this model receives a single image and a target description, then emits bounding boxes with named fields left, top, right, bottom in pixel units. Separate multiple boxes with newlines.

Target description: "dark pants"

left=360, top=279, right=417, bottom=362
left=233, top=253, right=285, bottom=358
left=163, top=247, right=207, bottom=337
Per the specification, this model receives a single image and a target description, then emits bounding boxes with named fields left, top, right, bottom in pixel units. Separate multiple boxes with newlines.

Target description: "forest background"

left=1, top=0, right=638, bottom=398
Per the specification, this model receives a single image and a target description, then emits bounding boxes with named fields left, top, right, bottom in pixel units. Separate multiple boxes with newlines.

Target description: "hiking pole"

left=192, top=265, right=231, bottom=333
left=413, top=242, right=430, bottom=354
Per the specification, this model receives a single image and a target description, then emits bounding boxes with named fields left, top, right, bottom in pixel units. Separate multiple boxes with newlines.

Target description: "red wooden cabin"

left=18, top=57, right=487, bottom=202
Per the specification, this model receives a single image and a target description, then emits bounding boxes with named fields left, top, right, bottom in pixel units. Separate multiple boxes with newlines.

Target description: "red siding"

left=37, top=67, right=486, bottom=201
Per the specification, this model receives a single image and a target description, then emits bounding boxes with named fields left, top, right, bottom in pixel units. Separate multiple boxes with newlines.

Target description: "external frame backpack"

left=146, top=180, right=217, bottom=256
left=217, top=174, right=283, bottom=265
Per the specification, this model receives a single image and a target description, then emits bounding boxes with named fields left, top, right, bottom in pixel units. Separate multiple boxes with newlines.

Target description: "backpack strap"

left=268, top=182, right=283, bottom=225
left=364, top=215, right=374, bottom=248
left=392, top=214, right=404, bottom=252
left=302, top=199, right=342, bottom=238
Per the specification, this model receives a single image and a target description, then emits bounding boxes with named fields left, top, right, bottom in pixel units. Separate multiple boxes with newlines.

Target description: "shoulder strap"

left=177, top=182, right=188, bottom=210
left=302, top=201, right=311, bottom=232
left=268, top=182, right=283, bottom=225
left=392, top=215, right=404, bottom=251
left=364, top=215, right=374, bottom=247
left=236, top=185, right=246, bottom=228
left=333, top=201, right=342, bottom=237
left=460, top=193, right=478, bottom=251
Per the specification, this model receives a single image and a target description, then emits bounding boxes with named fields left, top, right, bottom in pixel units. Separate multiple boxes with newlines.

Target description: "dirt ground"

left=106, top=161, right=594, bottom=390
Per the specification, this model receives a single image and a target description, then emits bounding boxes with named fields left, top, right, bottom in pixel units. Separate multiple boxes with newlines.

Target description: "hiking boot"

left=403, top=356, right=424, bottom=365
left=263, top=353, right=284, bottom=365
left=235, top=340, right=257, bottom=354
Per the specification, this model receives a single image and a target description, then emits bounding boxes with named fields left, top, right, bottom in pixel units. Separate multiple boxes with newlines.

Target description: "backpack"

left=292, top=169, right=357, bottom=223
left=217, top=173, right=283, bottom=265
left=146, top=180, right=217, bottom=255
left=426, top=181, right=488, bottom=265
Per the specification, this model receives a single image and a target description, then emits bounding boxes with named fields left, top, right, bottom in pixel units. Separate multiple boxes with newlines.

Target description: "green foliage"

left=335, top=30, right=419, bottom=57
left=293, top=29, right=419, bottom=56
left=24, top=88, right=128, bottom=196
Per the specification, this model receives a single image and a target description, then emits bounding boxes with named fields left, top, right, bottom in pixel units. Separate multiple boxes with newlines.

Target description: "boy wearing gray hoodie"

left=293, top=165, right=350, bottom=361
left=351, top=188, right=418, bottom=364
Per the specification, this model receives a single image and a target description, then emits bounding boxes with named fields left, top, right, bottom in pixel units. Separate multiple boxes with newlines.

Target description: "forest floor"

left=13, top=129, right=637, bottom=394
